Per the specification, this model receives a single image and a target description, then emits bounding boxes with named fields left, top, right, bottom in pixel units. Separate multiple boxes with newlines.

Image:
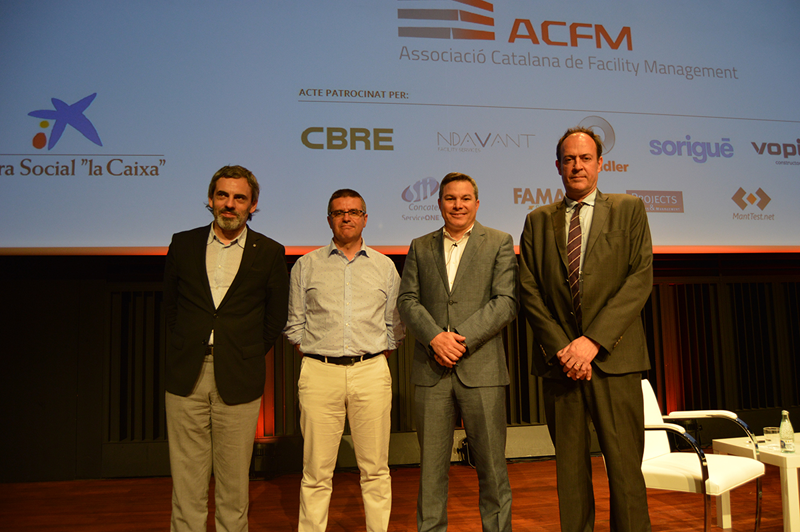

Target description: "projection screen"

left=1, top=1, right=799, bottom=254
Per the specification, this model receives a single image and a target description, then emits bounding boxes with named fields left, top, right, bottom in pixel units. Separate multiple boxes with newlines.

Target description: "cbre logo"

left=398, top=0, right=495, bottom=40
left=301, top=127, right=393, bottom=150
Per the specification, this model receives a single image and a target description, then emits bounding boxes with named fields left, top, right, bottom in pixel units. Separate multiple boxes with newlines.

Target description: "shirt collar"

left=443, top=223, right=474, bottom=243
left=565, top=189, right=597, bottom=212
left=207, top=223, right=248, bottom=248
left=326, top=238, right=368, bottom=258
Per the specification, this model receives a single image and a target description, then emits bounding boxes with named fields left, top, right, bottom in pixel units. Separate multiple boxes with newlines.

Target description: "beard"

left=214, top=207, right=246, bottom=232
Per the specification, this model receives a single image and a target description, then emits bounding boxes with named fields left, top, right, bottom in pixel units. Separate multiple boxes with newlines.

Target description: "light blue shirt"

left=284, top=239, right=405, bottom=357
left=206, top=223, right=246, bottom=344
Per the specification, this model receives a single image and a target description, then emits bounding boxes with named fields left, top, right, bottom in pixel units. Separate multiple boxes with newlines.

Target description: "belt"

left=304, top=353, right=382, bottom=366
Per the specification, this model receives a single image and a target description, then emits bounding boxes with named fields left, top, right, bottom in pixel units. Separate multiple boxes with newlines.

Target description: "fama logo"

left=751, top=139, right=800, bottom=159
left=28, top=93, right=103, bottom=150
left=398, top=0, right=495, bottom=41
left=513, top=188, right=564, bottom=208
left=301, top=127, right=393, bottom=150
left=732, top=187, right=771, bottom=211
left=649, top=136, right=733, bottom=163
left=402, top=177, right=440, bottom=203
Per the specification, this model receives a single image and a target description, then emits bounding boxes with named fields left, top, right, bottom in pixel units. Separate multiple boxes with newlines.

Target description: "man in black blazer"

left=519, top=128, right=653, bottom=532
left=164, top=165, right=289, bottom=532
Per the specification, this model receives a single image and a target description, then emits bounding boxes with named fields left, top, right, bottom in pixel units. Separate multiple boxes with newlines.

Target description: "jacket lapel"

left=429, top=229, right=450, bottom=295
left=197, top=224, right=215, bottom=308
left=551, top=202, right=568, bottom=269
left=585, top=190, right=609, bottom=259
left=450, top=221, right=485, bottom=292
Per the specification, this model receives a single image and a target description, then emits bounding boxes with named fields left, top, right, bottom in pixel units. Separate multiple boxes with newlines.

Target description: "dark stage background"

left=2, top=252, right=798, bottom=483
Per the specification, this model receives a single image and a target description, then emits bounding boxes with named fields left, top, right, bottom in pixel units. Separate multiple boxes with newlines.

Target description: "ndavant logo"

left=28, top=93, right=103, bottom=150
left=398, top=0, right=495, bottom=41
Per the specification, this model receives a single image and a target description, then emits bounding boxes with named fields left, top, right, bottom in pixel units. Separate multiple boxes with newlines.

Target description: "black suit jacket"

left=164, top=224, right=289, bottom=404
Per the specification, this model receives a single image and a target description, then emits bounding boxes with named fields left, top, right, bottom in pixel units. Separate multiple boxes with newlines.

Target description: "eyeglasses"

left=328, top=209, right=365, bottom=219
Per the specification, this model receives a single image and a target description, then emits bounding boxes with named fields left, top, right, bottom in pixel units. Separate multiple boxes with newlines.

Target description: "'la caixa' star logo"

left=28, top=93, right=103, bottom=150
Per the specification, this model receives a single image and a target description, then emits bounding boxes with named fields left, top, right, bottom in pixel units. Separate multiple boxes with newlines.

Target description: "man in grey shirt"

left=284, top=188, right=404, bottom=532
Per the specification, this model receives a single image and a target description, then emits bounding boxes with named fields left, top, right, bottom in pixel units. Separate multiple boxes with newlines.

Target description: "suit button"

left=213, top=313, right=218, bottom=318
left=448, top=300, right=454, bottom=305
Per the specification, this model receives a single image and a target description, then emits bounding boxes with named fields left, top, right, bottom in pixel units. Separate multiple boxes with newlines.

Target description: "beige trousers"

left=297, top=355, right=393, bottom=532
left=166, top=355, right=262, bottom=532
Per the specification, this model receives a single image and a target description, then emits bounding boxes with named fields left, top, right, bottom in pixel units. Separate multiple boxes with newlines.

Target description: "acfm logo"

left=649, top=136, right=733, bottom=163
left=397, top=1, right=632, bottom=50
left=28, top=93, right=103, bottom=150
left=301, top=127, right=393, bottom=150
left=398, top=0, right=495, bottom=40
left=402, top=177, right=440, bottom=203
left=508, top=20, right=631, bottom=50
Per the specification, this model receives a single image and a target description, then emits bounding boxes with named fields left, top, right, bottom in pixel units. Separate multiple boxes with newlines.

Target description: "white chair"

left=640, top=379, right=765, bottom=532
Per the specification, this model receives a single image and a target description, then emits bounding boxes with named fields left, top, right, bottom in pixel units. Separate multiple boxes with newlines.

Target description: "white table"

left=713, top=434, right=799, bottom=532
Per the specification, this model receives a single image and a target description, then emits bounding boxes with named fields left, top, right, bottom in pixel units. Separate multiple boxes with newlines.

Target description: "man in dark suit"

left=164, top=165, right=289, bottom=532
left=519, top=127, right=653, bottom=532
left=398, top=172, right=518, bottom=532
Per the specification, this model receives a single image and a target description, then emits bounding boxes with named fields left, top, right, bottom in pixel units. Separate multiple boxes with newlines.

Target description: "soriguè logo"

left=649, top=136, right=733, bottom=163
left=28, top=93, right=103, bottom=150
left=398, top=0, right=495, bottom=41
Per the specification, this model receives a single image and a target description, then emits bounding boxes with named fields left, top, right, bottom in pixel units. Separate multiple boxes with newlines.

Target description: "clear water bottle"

left=780, top=410, right=795, bottom=453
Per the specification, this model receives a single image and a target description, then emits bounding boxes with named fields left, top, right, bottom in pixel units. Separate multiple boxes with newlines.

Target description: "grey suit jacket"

left=398, top=221, right=518, bottom=387
left=519, top=191, right=653, bottom=379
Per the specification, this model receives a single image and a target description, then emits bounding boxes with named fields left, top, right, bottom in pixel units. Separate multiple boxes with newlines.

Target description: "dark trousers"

left=543, top=370, right=651, bottom=532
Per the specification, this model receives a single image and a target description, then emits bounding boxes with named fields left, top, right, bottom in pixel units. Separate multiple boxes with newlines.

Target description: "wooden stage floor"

left=0, top=457, right=782, bottom=531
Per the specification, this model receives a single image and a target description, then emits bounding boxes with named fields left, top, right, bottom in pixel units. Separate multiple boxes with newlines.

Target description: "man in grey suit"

left=519, top=127, right=653, bottom=532
left=398, top=172, right=518, bottom=532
